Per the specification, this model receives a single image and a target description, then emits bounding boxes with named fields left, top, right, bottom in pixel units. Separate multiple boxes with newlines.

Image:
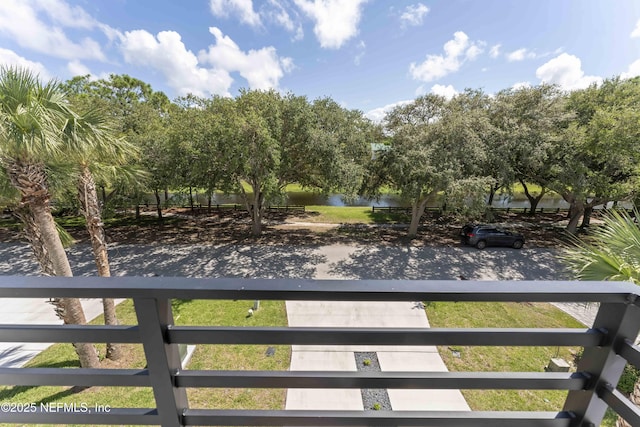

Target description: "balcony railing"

left=1, top=276, right=640, bottom=426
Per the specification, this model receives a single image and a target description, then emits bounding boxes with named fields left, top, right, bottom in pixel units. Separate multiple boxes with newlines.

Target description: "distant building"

left=370, top=143, right=390, bottom=159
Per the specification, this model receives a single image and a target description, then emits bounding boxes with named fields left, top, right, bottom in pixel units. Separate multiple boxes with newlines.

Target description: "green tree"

left=0, top=67, right=99, bottom=368
left=62, top=104, right=141, bottom=361
left=64, top=74, right=170, bottom=220
left=373, top=91, right=491, bottom=238
left=490, top=85, right=569, bottom=214
left=168, top=95, right=233, bottom=212
left=551, top=77, right=640, bottom=233
left=561, top=209, right=640, bottom=427
left=223, top=90, right=371, bottom=236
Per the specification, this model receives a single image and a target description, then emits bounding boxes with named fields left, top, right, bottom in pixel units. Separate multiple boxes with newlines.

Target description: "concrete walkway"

left=285, top=301, right=470, bottom=411
left=0, top=298, right=118, bottom=368
left=286, top=244, right=469, bottom=412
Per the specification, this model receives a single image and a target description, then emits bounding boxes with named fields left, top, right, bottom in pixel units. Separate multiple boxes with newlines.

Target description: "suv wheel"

left=512, top=240, right=524, bottom=249
left=476, top=240, right=487, bottom=250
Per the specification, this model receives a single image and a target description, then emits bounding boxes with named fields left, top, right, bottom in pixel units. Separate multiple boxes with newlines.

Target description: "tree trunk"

left=6, top=160, right=99, bottom=368
left=566, top=200, right=585, bottom=234
left=519, top=179, right=547, bottom=215
left=13, top=206, right=67, bottom=320
left=408, top=198, right=429, bottom=239
left=488, top=182, right=500, bottom=206
left=78, top=166, right=121, bottom=361
left=251, top=190, right=263, bottom=236
left=135, top=204, right=140, bottom=220
left=189, top=186, right=194, bottom=212
left=13, top=206, right=56, bottom=276
left=100, top=185, right=106, bottom=206
left=154, top=189, right=163, bottom=222
left=208, top=192, right=212, bottom=214
left=164, top=187, right=169, bottom=208
left=580, top=206, right=593, bottom=228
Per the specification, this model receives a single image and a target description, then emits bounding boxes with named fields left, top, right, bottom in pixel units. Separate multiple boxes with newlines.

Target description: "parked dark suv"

left=460, top=224, right=525, bottom=249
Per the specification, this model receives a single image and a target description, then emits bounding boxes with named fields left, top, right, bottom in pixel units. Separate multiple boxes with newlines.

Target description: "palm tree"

left=62, top=105, right=141, bottom=361
left=0, top=67, right=99, bottom=368
left=561, top=208, right=640, bottom=427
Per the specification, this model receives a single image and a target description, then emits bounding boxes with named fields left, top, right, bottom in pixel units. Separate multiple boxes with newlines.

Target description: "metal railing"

left=1, top=277, right=640, bottom=426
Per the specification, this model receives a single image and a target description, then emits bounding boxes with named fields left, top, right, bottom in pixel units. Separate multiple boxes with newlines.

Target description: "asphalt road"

left=0, top=242, right=568, bottom=281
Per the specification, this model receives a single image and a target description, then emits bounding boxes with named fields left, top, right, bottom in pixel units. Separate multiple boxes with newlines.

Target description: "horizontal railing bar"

left=182, top=409, right=575, bottom=426
left=597, top=384, right=640, bottom=426
left=176, top=370, right=589, bottom=390
left=0, top=325, right=140, bottom=343
left=618, top=339, right=640, bottom=370
left=0, top=276, right=635, bottom=303
left=0, top=408, right=159, bottom=425
left=0, top=368, right=150, bottom=387
left=168, top=327, right=604, bottom=346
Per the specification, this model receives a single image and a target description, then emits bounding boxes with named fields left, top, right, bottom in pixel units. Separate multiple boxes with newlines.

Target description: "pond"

left=153, top=190, right=591, bottom=209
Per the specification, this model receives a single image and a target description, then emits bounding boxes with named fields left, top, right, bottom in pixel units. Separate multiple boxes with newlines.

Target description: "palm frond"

left=561, top=209, right=640, bottom=284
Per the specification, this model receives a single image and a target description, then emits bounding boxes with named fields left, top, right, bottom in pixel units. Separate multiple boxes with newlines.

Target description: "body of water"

left=151, top=191, right=605, bottom=209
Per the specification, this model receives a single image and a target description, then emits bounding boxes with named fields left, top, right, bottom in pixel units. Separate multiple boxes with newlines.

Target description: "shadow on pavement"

left=0, top=242, right=566, bottom=281
left=330, top=245, right=566, bottom=280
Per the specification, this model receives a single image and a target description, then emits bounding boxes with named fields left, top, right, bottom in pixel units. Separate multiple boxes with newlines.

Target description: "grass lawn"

left=0, top=298, right=290, bottom=423
left=303, top=205, right=411, bottom=224
left=425, top=301, right=617, bottom=426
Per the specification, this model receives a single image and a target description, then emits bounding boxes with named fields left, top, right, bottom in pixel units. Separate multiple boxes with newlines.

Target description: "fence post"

left=134, top=298, right=188, bottom=427
left=563, top=300, right=640, bottom=426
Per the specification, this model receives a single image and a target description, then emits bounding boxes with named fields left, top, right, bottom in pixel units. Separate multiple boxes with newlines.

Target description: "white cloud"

left=506, top=48, right=536, bottom=62
left=280, top=56, right=295, bottom=73
left=511, top=81, right=531, bottom=90
left=400, top=3, right=429, bottom=27
left=631, top=19, right=640, bottom=38
left=267, top=0, right=294, bottom=30
left=0, top=48, right=50, bottom=80
left=210, top=0, right=262, bottom=27
left=199, top=27, right=293, bottom=90
left=354, top=40, right=366, bottom=65
left=294, top=0, right=367, bottom=49
left=489, top=44, right=501, bottom=58
left=32, top=0, right=120, bottom=41
left=265, top=0, right=304, bottom=40
left=536, top=53, right=602, bottom=90
left=0, top=0, right=107, bottom=61
left=466, top=41, right=486, bottom=60
left=430, top=84, right=458, bottom=100
left=409, top=31, right=484, bottom=82
left=120, top=29, right=234, bottom=97
left=621, top=59, right=640, bottom=79
left=67, top=60, right=91, bottom=77
left=365, top=99, right=412, bottom=123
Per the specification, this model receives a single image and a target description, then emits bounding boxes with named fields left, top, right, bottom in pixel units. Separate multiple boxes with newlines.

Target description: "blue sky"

left=1, top=0, right=639, bottom=121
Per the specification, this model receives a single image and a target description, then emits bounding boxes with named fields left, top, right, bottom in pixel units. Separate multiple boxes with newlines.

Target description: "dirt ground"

left=0, top=207, right=580, bottom=248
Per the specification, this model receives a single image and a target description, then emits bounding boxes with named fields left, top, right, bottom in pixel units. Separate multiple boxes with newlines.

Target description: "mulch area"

left=0, top=207, right=575, bottom=248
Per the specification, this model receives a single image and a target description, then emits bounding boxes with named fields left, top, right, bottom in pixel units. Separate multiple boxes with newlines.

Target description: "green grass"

left=303, top=205, right=411, bottom=224
left=0, top=298, right=290, bottom=425
left=304, top=205, right=374, bottom=223
left=506, top=182, right=547, bottom=196
left=425, top=301, right=617, bottom=421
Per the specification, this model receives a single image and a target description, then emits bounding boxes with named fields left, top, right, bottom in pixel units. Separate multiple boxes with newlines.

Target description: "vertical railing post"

left=563, top=299, right=640, bottom=426
left=134, top=298, right=188, bottom=427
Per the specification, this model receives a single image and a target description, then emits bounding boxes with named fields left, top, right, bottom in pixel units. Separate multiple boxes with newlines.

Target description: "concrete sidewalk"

left=286, top=244, right=469, bottom=412
left=285, top=300, right=470, bottom=411
left=0, top=298, right=119, bottom=368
